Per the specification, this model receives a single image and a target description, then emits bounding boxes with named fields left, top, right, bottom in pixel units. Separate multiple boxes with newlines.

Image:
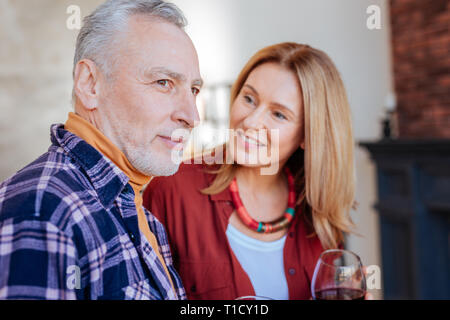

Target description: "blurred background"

left=0, top=0, right=448, bottom=299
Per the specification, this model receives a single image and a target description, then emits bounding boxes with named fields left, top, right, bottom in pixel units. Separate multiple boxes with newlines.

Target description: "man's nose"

left=172, top=91, right=200, bottom=129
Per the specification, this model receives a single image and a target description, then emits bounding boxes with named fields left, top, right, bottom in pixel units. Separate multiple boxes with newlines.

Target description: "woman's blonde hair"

left=201, top=42, right=356, bottom=249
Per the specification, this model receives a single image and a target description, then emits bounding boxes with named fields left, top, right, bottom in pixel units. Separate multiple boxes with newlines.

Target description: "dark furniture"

left=360, top=139, right=450, bottom=299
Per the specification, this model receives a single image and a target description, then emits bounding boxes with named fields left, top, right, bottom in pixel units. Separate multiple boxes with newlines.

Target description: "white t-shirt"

left=226, top=223, right=289, bottom=300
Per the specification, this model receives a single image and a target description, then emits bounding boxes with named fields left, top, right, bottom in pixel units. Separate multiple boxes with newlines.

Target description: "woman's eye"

left=243, top=95, right=254, bottom=104
left=192, top=87, right=200, bottom=96
left=274, top=111, right=287, bottom=120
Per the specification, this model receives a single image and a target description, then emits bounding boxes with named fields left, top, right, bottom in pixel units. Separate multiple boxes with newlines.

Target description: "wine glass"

left=311, top=249, right=366, bottom=300
left=235, top=295, right=274, bottom=300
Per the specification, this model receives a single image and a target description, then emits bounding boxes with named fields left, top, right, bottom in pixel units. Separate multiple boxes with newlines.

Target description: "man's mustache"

left=159, top=127, right=192, bottom=144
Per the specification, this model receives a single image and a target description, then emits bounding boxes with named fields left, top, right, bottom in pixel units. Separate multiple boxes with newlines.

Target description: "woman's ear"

left=73, top=59, right=101, bottom=111
left=300, top=141, right=305, bottom=150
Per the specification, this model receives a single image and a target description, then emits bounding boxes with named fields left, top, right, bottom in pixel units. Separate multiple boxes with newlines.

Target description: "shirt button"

left=288, top=268, right=296, bottom=275
left=129, top=232, right=136, bottom=243
left=190, top=285, right=197, bottom=293
left=289, top=232, right=294, bottom=238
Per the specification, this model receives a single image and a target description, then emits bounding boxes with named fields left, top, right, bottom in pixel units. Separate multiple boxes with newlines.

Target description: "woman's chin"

left=234, top=157, right=277, bottom=168
left=235, top=162, right=263, bottom=168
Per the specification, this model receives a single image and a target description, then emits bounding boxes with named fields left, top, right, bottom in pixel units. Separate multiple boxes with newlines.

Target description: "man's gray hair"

left=73, top=0, right=187, bottom=82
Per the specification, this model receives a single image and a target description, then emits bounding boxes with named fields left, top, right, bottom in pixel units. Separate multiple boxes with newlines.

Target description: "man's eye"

left=192, top=87, right=200, bottom=96
left=156, top=79, right=171, bottom=88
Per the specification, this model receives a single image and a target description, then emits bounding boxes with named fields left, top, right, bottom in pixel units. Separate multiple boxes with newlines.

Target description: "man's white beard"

left=104, top=114, right=181, bottom=177
left=127, top=143, right=180, bottom=177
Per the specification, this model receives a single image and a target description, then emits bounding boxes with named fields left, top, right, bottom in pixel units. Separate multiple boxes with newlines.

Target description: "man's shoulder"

left=0, top=147, right=93, bottom=224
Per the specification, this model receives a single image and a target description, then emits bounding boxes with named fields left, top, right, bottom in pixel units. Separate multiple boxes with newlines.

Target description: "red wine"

left=314, top=288, right=365, bottom=300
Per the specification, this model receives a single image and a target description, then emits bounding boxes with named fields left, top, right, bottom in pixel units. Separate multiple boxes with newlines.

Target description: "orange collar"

left=64, top=112, right=151, bottom=191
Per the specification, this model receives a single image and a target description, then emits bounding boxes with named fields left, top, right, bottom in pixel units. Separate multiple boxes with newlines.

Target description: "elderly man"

left=0, top=0, right=201, bottom=300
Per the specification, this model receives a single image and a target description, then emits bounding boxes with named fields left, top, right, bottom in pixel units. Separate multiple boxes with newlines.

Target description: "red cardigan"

left=143, top=162, right=326, bottom=300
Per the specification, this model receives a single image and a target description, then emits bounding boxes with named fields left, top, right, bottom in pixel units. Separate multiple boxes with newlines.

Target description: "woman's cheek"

left=229, top=105, right=246, bottom=129
left=276, top=129, right=298, bottom=160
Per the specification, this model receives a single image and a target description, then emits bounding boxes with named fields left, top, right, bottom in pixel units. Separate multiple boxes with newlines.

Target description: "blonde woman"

left=144, top=43, right=358, bottom=300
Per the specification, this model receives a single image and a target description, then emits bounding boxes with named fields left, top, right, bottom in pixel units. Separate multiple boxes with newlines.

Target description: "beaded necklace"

left=229, top=167, right=296, bottom=233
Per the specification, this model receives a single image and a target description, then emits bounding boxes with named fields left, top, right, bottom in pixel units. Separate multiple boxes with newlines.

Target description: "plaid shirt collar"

left=51, top=123, right=130, bottom=210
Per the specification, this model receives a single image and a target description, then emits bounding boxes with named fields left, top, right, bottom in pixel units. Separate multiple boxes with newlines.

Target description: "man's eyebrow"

left=145, top=67, right=203, bottom=87
left=145, top=67, right=186, bottom=81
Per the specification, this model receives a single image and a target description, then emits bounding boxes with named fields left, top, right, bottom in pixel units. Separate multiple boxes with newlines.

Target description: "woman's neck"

left=229, top=164, right=291, bottom=241
left=235, top=165, right=286, bottom=197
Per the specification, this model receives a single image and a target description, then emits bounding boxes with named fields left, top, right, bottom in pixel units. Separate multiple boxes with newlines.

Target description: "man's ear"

left=73, top=59, right=101, bottom=111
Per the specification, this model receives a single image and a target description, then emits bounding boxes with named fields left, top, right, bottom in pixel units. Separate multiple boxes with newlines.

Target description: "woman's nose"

left=242, top=107, right=266, bottom=130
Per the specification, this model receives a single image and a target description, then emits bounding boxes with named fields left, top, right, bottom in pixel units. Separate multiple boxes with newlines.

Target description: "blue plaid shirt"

left=0, top=124, right=186, bottom=300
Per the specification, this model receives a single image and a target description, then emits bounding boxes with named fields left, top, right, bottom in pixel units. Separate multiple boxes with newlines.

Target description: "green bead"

left=257, top=222, right=263, bottom=232
left=285, top=207, right=295, bottom=216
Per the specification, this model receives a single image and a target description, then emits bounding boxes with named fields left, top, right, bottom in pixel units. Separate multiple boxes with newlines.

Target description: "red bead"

left=229, top=168, right=296, bottom=234
left=284, top=212, right=293, bottom=222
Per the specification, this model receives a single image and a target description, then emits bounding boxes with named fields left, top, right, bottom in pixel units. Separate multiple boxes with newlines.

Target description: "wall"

left=390, top=0, right=450, bottom=138
left=0, top=0, right=102, bottom=181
